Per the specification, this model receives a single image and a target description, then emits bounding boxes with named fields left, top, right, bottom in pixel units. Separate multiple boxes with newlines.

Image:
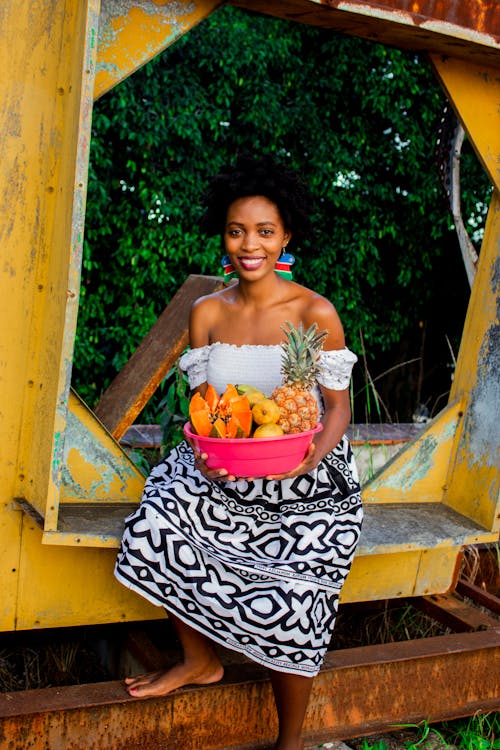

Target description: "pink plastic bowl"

left=184, top=422, right=322, bottom=478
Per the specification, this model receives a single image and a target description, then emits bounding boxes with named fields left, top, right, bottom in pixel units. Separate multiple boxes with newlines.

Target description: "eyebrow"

left=226, top=220, right=277, bottom=227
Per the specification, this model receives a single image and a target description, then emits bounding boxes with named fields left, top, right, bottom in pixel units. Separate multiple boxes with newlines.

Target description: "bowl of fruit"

left=184, top=381, right=322, bottom=478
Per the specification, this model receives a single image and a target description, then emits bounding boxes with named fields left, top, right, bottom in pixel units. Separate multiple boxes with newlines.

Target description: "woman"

left=114, top=155, right=363, bottom=750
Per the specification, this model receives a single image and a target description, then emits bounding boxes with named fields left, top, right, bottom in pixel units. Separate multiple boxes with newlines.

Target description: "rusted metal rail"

left=0, top=629, right=498, bottom=750
left=1, top=584, right=498, bottom=750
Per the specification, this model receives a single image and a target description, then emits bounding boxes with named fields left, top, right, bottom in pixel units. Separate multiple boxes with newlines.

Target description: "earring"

left=221, top=255, right=237, bottom=281
left=275, top=249, right=295, bottom=279
left=221, top=251, right=295, bottom=281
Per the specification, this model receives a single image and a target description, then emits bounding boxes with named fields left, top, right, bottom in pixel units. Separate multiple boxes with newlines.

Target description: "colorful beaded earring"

left=220, top=250, right=295, bottom=281
left=275, top=250, right=295, bottom=279
left=221, top=255, right=237, bottom=281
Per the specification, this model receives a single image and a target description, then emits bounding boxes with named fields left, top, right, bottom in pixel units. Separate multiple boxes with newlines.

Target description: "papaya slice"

left=188, top=383, right=253, bottom=439
left=204, top=384, right=219, bottom=412
left=210, top=417, right=227, bottom=438
left=189, top=391, right=209, bottom=417
left=225, top=418, right=239, bottom=439
left=219, top=384, right=240, bottom=406
left=234, top=411, right=252, bottom=438
left=190, top=410, right=212, bottom=437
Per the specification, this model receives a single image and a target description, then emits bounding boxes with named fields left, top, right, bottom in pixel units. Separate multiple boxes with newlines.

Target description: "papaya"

left=188, top=384, right=252, bottom=438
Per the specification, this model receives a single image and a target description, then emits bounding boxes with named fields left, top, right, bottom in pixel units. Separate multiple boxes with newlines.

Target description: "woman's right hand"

left=186, top=437, right=237, bottom=483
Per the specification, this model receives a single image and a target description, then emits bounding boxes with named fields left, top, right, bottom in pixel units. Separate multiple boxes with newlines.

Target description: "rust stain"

left=0, top=630, right=498, bottom=749
left=323, top=0, right=500, bottom=38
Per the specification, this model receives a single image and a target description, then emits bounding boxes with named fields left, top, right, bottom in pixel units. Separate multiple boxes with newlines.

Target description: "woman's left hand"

left=265, top=442, right=317, bottom=481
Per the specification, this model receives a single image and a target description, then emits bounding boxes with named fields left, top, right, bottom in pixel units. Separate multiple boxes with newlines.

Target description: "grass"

left=352, top=713, right=500, bottom=749
left=0, top=635, right=109, bottom=692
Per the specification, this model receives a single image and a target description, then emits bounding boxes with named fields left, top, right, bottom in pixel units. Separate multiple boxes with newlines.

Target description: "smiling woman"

left=114, top=154, right=363, bottom=750
left=224, top=195, right=291, bottom=280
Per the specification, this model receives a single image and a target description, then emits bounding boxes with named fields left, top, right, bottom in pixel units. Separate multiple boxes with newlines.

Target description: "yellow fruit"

left=245, top=389, right=267, bottom=408
left=253, top=423, right=284, bottom=438
left=252, top=398, right=280, bottom=425
left=236, top=384, right=267, bottom=407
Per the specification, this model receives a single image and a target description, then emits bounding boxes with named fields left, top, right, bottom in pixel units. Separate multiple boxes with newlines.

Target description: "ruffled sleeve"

left=316, top=348, right=358, bottom=390
left=179, top=346, right=210, bottom=389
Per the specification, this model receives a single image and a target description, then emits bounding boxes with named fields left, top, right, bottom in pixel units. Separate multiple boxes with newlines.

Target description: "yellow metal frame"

left=1, top=0, right=498, bottom=631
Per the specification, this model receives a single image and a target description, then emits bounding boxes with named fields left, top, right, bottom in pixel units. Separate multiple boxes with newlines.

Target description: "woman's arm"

left=267, top=294, right=352, bottom=479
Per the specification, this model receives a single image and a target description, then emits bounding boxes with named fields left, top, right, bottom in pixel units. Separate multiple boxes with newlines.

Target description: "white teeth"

left=240, top=258, right=263, bottom=266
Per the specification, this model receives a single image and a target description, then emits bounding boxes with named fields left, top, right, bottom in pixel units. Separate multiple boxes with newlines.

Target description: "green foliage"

left=74, top=5, right=490, bottom=417
left=155, top=362, right=191, bottom=452
left=355, top=714, right=500, bottom=750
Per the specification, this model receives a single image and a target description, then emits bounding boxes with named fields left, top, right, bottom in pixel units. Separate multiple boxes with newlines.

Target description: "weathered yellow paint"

left=0, top=0, right=99, bottom=524
left=66, top=449, right=103, bottom=492
left=0, top=503, right=23, bottom=630
left=42, top=529, right=128, bottom=549
left=411, top=547, right=463, bottom=597
left=95, top=0, right=222, bottom=98
left=443, top=191, right=500, bottom=532
left=362, top=400, right=464, bottom=504
left=430, top=55, right=500, bottom=192
left=342, top=546, right=464, bottom=602
left=1, top=0, right=499, bottom=633
left=59, top=390, right=145, bottom=506
left=15, top=519, right=162, bottom=631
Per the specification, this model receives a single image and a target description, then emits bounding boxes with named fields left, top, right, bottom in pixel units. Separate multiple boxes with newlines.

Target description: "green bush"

left=75, top=6, right=489, bottom=420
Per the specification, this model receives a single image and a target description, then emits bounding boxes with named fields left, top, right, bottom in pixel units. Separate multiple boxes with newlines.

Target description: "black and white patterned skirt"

left=114, top=438, right=363, bottom=676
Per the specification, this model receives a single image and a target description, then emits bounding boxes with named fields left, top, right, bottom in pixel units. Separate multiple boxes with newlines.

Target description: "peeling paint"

left=61, top=405, right=145, bottom=502
left=466, top=347, right=500, bottom=468
left=367, top=403, right=459, bottom=496
left=95, top=0, right=220, bottom=97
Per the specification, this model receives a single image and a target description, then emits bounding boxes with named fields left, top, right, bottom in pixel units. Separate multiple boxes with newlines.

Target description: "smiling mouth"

left=238, top=257, right=265, bottom=270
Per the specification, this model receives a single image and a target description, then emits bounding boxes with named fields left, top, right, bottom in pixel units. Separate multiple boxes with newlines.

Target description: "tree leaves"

left=75, top=6, right=489, bottom=418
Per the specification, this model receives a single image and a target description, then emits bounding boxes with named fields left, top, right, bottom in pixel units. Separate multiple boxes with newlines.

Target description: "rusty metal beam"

left=93, top=274, right=223, bottom=441
left=229, top=0, right=500, bottom=69
left=456, top=578, right=500, bottom=616
left=0, top=629, right=498, bottom=749
left=413, top=592, right=500, bottom=632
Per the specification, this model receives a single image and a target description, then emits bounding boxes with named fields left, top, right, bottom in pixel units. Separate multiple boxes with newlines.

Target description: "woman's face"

left=224, top=195, right=291, bottom=281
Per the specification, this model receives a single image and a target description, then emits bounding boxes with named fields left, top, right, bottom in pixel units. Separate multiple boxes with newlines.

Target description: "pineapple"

left=271, top=322, right=328, bottom=433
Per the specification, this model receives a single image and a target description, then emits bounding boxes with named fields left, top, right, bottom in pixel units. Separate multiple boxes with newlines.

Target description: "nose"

left=242, top=231, right=260, bottom=251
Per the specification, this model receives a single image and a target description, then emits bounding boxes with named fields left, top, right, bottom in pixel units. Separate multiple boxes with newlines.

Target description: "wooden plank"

left=93, top=275, right=223, bottom=441
left=120, top=423, right=424, bottom=449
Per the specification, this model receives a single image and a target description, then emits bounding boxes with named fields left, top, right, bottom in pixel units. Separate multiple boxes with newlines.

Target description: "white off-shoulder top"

left=179, top=343, right=357, bottom=405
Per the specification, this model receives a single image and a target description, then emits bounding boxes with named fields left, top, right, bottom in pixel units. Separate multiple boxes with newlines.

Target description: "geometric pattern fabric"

left=115, top=437, right=362, bottom=676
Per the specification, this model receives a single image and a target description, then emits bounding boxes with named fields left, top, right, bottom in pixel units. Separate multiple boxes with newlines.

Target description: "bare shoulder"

left=299, top=288, right=345, bottom=349
left=189, top=286, right=232, bottom=347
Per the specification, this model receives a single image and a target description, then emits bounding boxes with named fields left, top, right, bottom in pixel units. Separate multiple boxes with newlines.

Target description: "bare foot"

left=124, top=657, right=224, bottom=698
